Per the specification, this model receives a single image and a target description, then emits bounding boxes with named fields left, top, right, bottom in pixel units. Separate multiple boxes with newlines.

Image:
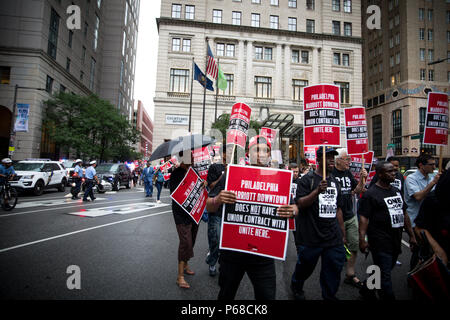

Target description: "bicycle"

left=0, top=176, right=18, bottom=211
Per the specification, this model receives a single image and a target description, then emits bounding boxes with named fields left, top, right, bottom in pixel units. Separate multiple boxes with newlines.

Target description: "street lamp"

left=8, top=84, right=47, bottom=157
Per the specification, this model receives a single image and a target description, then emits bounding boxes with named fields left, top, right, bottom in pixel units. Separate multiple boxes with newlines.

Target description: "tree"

left=43, top=92, right=140, bottom=162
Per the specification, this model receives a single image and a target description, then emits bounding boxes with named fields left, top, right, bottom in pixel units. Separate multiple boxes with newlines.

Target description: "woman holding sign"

left=206, top=135, right=298, bottom=300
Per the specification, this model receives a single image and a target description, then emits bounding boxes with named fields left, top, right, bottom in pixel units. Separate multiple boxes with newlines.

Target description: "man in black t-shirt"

left=358, top=161, right=417, bottom=300
left=290, top=146, right=347, bottom=301
left=333, top=148, right=367, bottom=289
left=206, top=136, right=297, bottom=300
left=369, top=157, right=405, bottom=193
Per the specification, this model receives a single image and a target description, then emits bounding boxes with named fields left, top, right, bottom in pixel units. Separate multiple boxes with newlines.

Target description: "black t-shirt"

left=169, top=166, right=194, bottom=225
left=332, top=167, right=358, bottom=221
left=415, top=191, right=450, bottom=262
left=358, top=184, right=407, bottom=254
left=208, top=171, right=226, bottom=217
left=295, top=171, right=344, bottom=248
left=369, top=171, right=405, bottom=195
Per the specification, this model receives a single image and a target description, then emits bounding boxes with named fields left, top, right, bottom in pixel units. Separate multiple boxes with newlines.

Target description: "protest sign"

left=226, top=103, right=252, bottom=149
left=160, top=161, right=173, bottom=181
left=344, top=107, right=369, bottom=155
left=304, top=146, right=318, bottom=165
left=349, top=151, right=374, bottom=180
left=303, top=84, right=341, bottom=146
left=220, top=165, right=292, bottom=260
left=192, top=147, right=211, bottom=180
left=260, top=127, right=278, bottom=146
left=170, top=167, right=208, bottom=225
left=423, top=92, right=448, bottom=146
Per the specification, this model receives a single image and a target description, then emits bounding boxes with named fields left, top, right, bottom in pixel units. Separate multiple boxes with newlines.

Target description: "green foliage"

left=43, top=92, right=141, bottom=162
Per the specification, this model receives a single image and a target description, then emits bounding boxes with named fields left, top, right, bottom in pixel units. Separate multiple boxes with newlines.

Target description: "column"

left=284, top=44, right=291, bottom=99
left=312, top=47, right=319, bottom=85
left=245, top=40, right=253, bottom=96
left=236, top=40, right=245, bottom=97
left=274, top=43, right=283, bottom=99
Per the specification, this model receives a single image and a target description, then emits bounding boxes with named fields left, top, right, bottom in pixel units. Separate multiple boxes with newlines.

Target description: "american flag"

left=206, top=44, right=218, bottom=80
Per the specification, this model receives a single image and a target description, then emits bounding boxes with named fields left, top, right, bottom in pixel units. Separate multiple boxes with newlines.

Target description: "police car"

left=10, top=159, right=67, bottom=196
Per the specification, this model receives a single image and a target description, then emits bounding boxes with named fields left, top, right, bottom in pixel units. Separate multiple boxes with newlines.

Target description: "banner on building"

left=220, top=165, right=292, bottom=260
left=423, top=92, right=449, bottom=146
left=303, top=84, right=341, bottom=146
left=170, top=167, right=208, bottom=225
left=226, top=103, right=252, bottom=149
left=14, top=104, right=30, bottom=132
left=344, top=107, right=369, bottom=155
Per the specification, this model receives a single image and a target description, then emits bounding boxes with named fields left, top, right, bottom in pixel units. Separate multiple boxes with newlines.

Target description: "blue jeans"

left=291, top=245, right=346, bottom=300
left=144, top=180, right=153, bottom=196
left=155, top=181, right=163, bottom=200
left=370, top=250, right=398, bottom=301
left=206, top=215, right=222, bottom=267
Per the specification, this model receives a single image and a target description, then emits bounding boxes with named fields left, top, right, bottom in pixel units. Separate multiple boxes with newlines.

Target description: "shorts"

left=344, top=215, right=359, bottom=252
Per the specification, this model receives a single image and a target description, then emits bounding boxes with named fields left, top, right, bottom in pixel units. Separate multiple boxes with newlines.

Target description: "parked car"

left=95, top=163, right=131, bottom=191
left=10, top=159, right=67, bottom=196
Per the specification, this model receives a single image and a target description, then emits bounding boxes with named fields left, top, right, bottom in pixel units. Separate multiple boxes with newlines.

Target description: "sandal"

left=344, top=275, right=363, bottom=289
left=184, top=268, right=195, bottom=275
left=176, top=278, right=190, bottom=289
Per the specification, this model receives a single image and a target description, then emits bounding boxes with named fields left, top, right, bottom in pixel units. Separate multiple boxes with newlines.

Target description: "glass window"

left=217, top=43, right=225, bottom=56
left=306, top=19, right=315, bottom=33
left=170, top=69, right=189, bottom=92
left=332, top=0, right=340, bottom=11
left=270, top=15, right=279, bottom=29
left=372, top=115, right=382, bottom=157
left=342, top=53, right=349, bottom=66
left=420, top=48, right=425, bottom=61
left=288, top=17, right=297, bottom=31
left=255, top=76, right=272, bottom=98
left=289, top=0, right=297, bottom=8
left=46, top=75, right=54, bottom=93
left=226, top=44, right=235, bottom=57
left=428, top=9, right=433, bottom=21
left=68, top=30, right=73, bottom=48
left=264, top=47, right=272, bottom=60
left=93, top=14, right=99, bottom=51
left=306, top=0, right=315, bottom=10
left=343, top=0, right=351, bottom=13
left=172, top=38, right=180, bottom=51
left=333, top=53, right=341, bottom=65
left=332, top=21, right=340, bottom=35
left=420, top=69, right=426, bottom=80
left=428, top=69, right=434, bottom=81
left=89, top=57, right=96, bottom=90
left=419, top=28, right=425, bottom=40
left=292, top=50, right=299, bottom=63
left=344, top=22, right=352, bottom=36
left=392, top=110, right=402, bottom=155
left=271, top=0, right=279, bottom=5
left=428, top=49, right=433, bottom=62
left=301, top=51, right=309, bottom=64
left=292, top=79, right=308, bottom=100
left=419, top=8, right=424, bottom=20
left=185, top=5, right=195, bottom=20
left=0, top=66, right=11, bottom=84
left=48, top=8, right=60, bottom=59
left=171, top=4, right=181, bottom=18
left=182, top=39, right=191, bottom=52
left=232, top=11, right=241, bottom=25
left=213, top=9, right=222, bottom=23
left=220, top=74, right=234, bottom=96
left=252, top=0, right=261, bottom=3
left=428, top=29, right=433, bottom=41
left=334, top=81, right=350, bottom=104
left=255, top=46, right=263, bottom=59
left=251, top=13, right=260, bottom=27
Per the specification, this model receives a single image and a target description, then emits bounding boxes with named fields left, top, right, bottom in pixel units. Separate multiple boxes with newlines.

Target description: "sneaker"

left=396, top=260, right=402, bottom=266
left=209, top=265, right=216, bottom=277
left=290, top=283, right=306, bottom=300
left=157, top=200, right=161, bottom=204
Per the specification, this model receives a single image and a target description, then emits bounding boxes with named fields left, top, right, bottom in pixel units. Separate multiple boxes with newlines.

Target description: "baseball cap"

left=248, top=135, right=272, bottom=151
left=316, top=146, right=338, bottom=157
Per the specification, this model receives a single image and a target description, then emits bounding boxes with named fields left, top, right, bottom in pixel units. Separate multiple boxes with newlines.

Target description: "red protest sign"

left=170, top=167, right=208, bottom=225
left=160, top=161, right=173, bottom=181
left=260, top=127, right=278, bottom=146
left=226, top=103, right=252, bottom=149
left=344, top=107, right=369, bottom=155
left=220, top=165, right=292, bottom=260
left=349, top=151, right=374, bottom=180
left=192, top=146, right=211, bottom=180
left=365, top=171, right=376, bottom=186
left=304, top=146, right=318, bottom=165
left=423, top=93, right=449, bottom=146
left=304, top=84, right=341, bottom=146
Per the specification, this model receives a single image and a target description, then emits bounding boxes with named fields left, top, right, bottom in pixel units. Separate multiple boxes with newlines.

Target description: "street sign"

left=411, top=134, right=423, bottom=140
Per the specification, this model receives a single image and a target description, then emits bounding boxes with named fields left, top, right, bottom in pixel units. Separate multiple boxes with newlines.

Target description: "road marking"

left=15, top=198, right=107, bottom=209
left=0, top=210, right=172, bottom=254
left=0, top=196, right=171, bottom=218
left=66, top=202, right=170, bottom=217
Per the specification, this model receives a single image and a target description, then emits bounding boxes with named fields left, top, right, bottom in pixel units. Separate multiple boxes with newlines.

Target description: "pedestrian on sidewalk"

left=170, top=152, right=198, bottom=289
left=332, top=148, right=367, bottom=289
left=155, top=167, right=164, bottom=203
left=141, top=162, right=154, bottom=198
left=71, top=159, right=84, bottom=200
left=207, top=136, right=297, bottom=300
left=290, top=146, right=346, bottom=301
left=358, top=161, right=417, bottom=300
left=404, top=154, right=440, bottom=270
left=83, top=161, right=99, bottom=202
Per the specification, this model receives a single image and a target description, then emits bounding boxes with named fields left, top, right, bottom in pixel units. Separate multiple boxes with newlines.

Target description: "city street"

left=0, top=185, right=414, bottom=300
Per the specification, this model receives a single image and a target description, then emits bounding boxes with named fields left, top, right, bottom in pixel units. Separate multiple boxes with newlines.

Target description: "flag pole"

left=202, top=39, right=208, bottom=135
left=215, top=59, right=220, bottom=122
left=189, top=57, right=194, bottom=133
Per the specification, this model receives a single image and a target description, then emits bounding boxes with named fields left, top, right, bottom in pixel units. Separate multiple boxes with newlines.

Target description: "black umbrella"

left=149, top=134, right=215, bottom=162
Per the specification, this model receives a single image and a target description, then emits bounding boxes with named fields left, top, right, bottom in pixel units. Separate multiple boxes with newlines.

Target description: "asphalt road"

left=0, top=184, right=414, bottom=300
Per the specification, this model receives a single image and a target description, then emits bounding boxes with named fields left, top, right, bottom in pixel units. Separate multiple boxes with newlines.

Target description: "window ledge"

left=167, top=92, right=190, bottom=98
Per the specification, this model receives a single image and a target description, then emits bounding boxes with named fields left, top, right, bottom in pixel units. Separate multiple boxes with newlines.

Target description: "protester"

left=71, top=159, right=84, bottom=200
left=170, top=152, right=198, bottom=289
left=141, top=162, right=154, bottom=198
left=414, top=167, right=450, bottom=268
left=205, top=144, right=227, bottom=277
left=0, top=158, right=15, bottom=186
left=288, top=163, right=300, bottom=181
left=332, top=148, right=367, bottom=289
left=206, top=135, right=297, bottom=300
left=369, top=157, right=405, bottom=193
left=289, top=162, right=302, bottom=255
left=291, top=146, right=346, bottom=301
left=358, top=161, right=417, bottom=300
left=404, top=154, right=440, bottom=270
left=154, top=167, right=164, bottom=204
left=83, top=160, right=99, bottom=202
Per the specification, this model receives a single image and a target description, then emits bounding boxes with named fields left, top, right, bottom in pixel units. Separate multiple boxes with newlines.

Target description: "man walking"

left=358, top=161, right=417, bottom=300
left=404, top=154, right=440, bottom=270
left=71, top=159, right=84, bottom=200
left=141, top=162, right=154, bottom=198
left=332, top=148, right=367, bottom=289
left=83, top=160, right=99, bottom=202
left=291, top=146, right=346, bottom=301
